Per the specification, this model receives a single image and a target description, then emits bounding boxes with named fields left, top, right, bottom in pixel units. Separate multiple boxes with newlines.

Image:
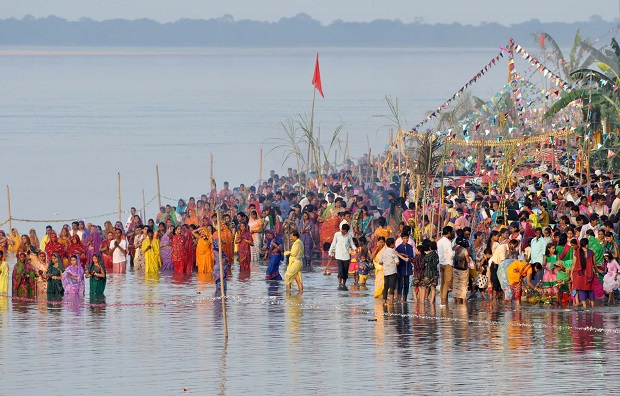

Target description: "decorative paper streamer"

left=410, top=50, right=505, bottom=132
left=403, top=127, right=574, bottom=147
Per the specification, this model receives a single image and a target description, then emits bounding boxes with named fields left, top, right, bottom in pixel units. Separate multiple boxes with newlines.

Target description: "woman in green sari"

left=86, top=254, right=106, bottom=296
left=12, top=252, right=36, bottom=297
left=556, top=236, right=576, bottom=304
left=46, top=252, right=64, bottom=298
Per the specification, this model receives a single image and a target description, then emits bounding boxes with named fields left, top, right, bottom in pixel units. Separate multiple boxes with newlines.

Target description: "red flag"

left=540, top=33, right=545, bottom=46
left=312, top=53, right=324, bottom=98
left=608, top=150, right=616, bottom=159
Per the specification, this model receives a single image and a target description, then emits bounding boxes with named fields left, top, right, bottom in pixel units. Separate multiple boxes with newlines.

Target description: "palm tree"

left=544, top=38, right=620, bottom=129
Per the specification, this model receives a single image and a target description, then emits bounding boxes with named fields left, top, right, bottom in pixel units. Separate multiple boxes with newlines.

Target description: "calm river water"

left=1, top=257, right=618, bottom=395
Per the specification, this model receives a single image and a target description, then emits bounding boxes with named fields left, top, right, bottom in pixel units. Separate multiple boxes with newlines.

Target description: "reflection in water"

left=285, top=293, right=302, bottom=345
left=1, top=262, right=620, bottom=393
left=218, top=338, right=228, bottom=396
left=0, top=296, right=8, bottom=316
left=238, top=270, right=251, bottom=283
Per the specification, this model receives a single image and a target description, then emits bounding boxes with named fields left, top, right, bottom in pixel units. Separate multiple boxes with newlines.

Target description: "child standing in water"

left=357, top=250, right=372, bottom=287
left=470, top=248, right=492, bottom=300
left=349, top=238, right=360, bottom=285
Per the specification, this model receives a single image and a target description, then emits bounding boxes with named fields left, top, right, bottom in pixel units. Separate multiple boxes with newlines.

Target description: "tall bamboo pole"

left=215, top=198, right=229, bottom=339
left=142, top=189, right=146, bottom=223
left=117, top=173, right=122, bottom=222
left=259, top=149, right=263, bottom=182
left=308, top=87, right=317, bottom=175
left=156, top=164, right=162, bottom=209
left=6, top=185, right=12, bottom=232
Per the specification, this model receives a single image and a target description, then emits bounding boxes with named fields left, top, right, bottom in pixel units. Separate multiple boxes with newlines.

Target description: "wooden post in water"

left=6, top=185, right=12, bottom=232
left=117, top=173, right=122, bottom=222
left=156, top=164, right=162, bottom=209
left=142, top=189, right=146, bottom=223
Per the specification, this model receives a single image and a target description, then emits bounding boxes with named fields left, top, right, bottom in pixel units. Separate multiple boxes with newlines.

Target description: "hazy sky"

left=3, top=0, right=619, bottom=25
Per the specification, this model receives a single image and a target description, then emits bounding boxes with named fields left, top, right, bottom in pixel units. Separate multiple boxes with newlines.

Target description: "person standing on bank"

left=437, top=226, right=455, bottom=306
left=329, top=223, right=357, bottom=291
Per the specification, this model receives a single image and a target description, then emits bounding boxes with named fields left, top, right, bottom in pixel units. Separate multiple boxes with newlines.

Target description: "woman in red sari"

left=66, top=234, right=87, bottom=268
left=101, top=230, right=115, bottom=271
left=171, top=226, right=188, bottom=273
left=236, top=222, right=253, bottom=271
left=183, top=226, right=196, bottom=273
left=572, top=238, right=596, bottom=308
left=45, top=232, right=65, bottom=259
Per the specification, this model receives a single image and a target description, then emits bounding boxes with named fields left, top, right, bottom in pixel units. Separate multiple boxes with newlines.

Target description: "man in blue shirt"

left=395, top=233, right=414, bottom=302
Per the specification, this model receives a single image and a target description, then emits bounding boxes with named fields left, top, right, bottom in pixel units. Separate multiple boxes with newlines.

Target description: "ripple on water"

left=1, top=259, right=619, bottom=394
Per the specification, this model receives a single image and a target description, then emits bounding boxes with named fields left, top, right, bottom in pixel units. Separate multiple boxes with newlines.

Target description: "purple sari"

left=85, top=232, right=103, bottom=264
left=62, top=261, right=85, bottom=295
left=160, top=232, right=173, bottom=271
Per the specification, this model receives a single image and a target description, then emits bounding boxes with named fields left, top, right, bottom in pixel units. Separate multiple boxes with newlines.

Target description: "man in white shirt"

left=579, top=215, right=597, bottom=240
left=529, top=227, right=547, bottom=264
left=70, top=221, right=84, bottom=241
left=339, top=211, right=352, bottom=231
left=329, top=223, right=357, bottom=291
left=379, top=237, right=401, bottom=305
left=437, top=226, right=455, bottom=305
left=125, top=207, right=138, bottom=230
left=299, top=191, right=314, bottom=212
left=110, top=227, right=128, bottom=274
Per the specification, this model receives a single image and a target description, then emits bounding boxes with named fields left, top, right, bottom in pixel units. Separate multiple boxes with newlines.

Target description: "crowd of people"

left=1, top=164, right=620, bottom=309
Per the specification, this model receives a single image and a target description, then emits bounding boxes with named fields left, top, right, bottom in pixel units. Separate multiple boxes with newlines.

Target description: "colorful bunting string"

left=409, top=50, right=505, bottom=133
left=403, top=127, right=574, bottom=147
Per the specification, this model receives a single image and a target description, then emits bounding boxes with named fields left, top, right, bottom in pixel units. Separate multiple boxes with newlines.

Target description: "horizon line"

left=3, top=13, right=619, bottom=28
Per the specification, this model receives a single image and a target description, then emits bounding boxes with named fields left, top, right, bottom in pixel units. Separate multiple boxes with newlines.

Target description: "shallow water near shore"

left=1, top=256, right=618, bottom=395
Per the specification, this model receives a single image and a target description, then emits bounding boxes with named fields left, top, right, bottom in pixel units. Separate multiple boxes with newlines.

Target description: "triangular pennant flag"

left=464, top=136, right=470, bottom=142
left=485, top=129, right=490, bottom=136
left=608, top=150, right=616, bottom=158
left=311, top=53, right=324, bottom=98
left=597, top=143, right=603, bottom=149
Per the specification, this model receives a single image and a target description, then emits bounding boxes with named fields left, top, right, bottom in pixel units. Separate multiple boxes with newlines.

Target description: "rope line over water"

left=5, top=194, right=163, bottom=224
left=3, top=294, right=619, bottom=335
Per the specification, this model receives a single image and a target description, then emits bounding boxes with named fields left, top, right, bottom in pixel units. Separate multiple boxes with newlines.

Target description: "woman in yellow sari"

left=142, top=228, right=161, bottom=274
left=7, top=228, right=20, bottom=254
left=284, top=231, right=303, bottom=292
left=372, top=237, right=387, bottom=298
left=0, top=251, right=8, bottom=295
left=194, top=224, right=215, bottom=274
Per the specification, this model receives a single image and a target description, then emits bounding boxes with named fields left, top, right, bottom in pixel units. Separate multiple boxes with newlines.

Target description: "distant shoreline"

left=0, top=46, right=517, bottom=56
left=1, top=14, right=618, bottom=48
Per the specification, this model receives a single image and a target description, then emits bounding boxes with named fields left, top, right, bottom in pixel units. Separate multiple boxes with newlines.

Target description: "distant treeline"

left=0, top=13, right=617, bottom=47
